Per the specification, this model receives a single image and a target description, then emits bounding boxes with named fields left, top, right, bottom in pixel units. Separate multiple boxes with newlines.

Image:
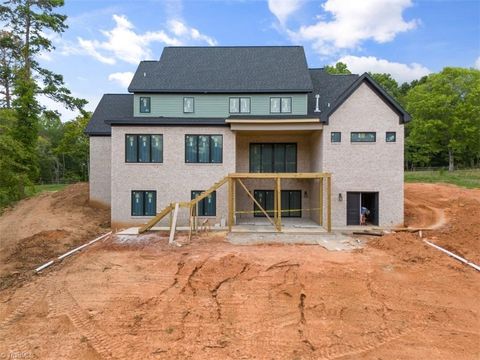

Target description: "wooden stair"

left=138, top=176, right=229, bottom=233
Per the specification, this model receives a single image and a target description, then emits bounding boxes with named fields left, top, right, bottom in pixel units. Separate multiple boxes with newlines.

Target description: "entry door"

left=254, top=190, right=301, bottom=218
left=346, top=192, right=361, bottom=225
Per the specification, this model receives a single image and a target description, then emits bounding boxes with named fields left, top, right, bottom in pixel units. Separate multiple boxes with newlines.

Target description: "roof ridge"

left=163, top=45, right=304, bottom=49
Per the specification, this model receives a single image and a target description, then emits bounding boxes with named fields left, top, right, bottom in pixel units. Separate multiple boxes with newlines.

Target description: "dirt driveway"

left=0, top=183, right=478, bottom=359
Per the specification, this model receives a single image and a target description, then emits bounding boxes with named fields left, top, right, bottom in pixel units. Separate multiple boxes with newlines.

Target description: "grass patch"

left=405, top=169, right=480, bottom=189
left=26, top=184, right=69, bottom=197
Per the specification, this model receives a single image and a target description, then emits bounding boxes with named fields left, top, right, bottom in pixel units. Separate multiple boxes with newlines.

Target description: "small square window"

left=139, top=97, right=151, bottom=113
left=331, top=132, right=341, bottom=143
left=270, top=97, right=281, bottom=113
left=240, top=98, right=250, bottom=113
left=386, top=132, right=396, bottom=142
left=183, top=97, right=194, bottom=113
left=281, top=98, right=292, bottom=113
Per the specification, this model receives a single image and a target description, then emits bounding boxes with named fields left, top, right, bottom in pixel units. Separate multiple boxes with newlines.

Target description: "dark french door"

left=253, top=190, right=301, bottom=218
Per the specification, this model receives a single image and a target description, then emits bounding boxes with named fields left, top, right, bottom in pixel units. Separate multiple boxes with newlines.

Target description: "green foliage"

left=405, top=169, right=480, bottom=189
left=368, top=72, right=401, bottom=101
left=324, top=62, right=351, bottom=74
left=405, top=67, right=480, bottom=170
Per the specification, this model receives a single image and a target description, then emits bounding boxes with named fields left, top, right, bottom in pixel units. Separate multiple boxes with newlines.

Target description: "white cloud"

left=108, top=71, right=134, bottom=88
left=337, top=55, right=431, bottom=83
left=475, top=56, right=480, bottom=70
left=69, top=14, right=216, bottom=65
left=268, top=0, right=303, bottom=25
left=285, top=0, right=418, bottom=56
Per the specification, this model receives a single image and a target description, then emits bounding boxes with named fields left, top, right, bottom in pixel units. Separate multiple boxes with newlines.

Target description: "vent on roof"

left=143, top=72, right=146, bottom=77
left=314, top=94, right=321, bottom=113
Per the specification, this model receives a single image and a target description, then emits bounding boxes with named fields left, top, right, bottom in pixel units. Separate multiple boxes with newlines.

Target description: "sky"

left=37, top=0, right=480, bottom=121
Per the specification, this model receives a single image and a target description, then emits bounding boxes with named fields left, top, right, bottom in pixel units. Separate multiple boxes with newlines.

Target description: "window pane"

left=270, top=98, right=280, bottom=113
left=285, top=144, right=297, bottom=172
left=191, top=191, right=203, bottom=216
left=351, top=132, right=376, bottom=142
left=331, top=132, right=341, bottom=143
left=261, top=144, right=273, bottom=172
left=204, top=191, right=216, bottom=216
left=126, top=135, right=137, bottom=162
left=144, top=191, right=156, bottom=216
left=281, top=98, right=291, bottom=113
left=265, top=190, right=275, bottom=217
left=138, top=135, right=151, bottom=162
left=273, top=144, right=286, bottom=172
left=198, top=135, right=210, bottom=163
left=184, top=97, right=194, bottom=113
left=290, top=191, right=301, bottom=217
left=386, top=132, right=396, bottom=142
left=240, top=98, right=250, bottom=113
left=210, top=135, right=222, bottom=163
left=132, top=191, right=144, bottom=216
left=185, top=135, right=197, bottom=163
left=151, top=135, right=163, bottom=162
left=250, top=144, right=261, bottom=172
left=229, top=98, right=239, bottom=113
left=140, top=97, right=150, bottom=113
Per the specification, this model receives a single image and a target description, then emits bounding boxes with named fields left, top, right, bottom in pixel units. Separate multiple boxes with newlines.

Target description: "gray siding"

left=133, top=94, right=308, bottom=117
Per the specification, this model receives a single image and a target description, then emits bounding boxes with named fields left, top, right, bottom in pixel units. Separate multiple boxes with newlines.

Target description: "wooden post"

left=327, top=176, right=332, bottom=232
left=232, top=178, right=236, bottom=227
left=169, top=203, right=180, bottom=244
left=276, top=177, right=282, bottom=232
left=319, top=178, right=323, bottom=226
left=228, top=177, right=233, bottom=232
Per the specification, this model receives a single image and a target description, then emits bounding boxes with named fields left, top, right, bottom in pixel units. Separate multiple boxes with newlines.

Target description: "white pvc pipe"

left=35, top=231, right=112, bottom=272
left=423, top=239, right=480, bottom=272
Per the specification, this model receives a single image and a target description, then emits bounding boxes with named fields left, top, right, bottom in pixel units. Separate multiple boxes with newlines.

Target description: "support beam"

left=319, top=178, right=323, bottom=226
left=275, top=177, right=282, bottom=232
left=228, top=177, right=234, bottom=232
left=169, top=203, right=179, bottom=244
left=327, top=176, right=332, bottom=232
left=237, top=179, right=276, bottom=227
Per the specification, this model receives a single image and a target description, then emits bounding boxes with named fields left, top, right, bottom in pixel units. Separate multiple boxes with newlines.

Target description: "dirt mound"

left=0, top=183, right=110, bottom=290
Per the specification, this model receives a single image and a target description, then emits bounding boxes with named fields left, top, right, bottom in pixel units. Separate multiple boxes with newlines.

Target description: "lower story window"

left=185, top=135, right=223, bottom=163
left=351, top=132, right=376, bottom=143
left=191, top=191, right=216, bottom=216
left=131, top=191, right=156, bottom=216
left=386, top=131, right=396, bottom=142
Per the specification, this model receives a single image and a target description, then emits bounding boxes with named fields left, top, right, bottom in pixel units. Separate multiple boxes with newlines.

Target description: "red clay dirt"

left=0, top=183, right=478, bottom=359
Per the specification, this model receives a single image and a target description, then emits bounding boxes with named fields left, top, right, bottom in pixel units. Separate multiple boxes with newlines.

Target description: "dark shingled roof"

left=85, top=94, right=227, bottom=135
left=128, top=46, right=313, bottom=93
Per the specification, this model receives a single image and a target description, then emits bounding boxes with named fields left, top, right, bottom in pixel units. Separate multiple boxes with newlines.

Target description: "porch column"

left=327, top=175, right=332, bottom=232
left=275, top=177, right=282, bottom=232
left=319, top=178, right=323, bottom=226
left=228, top=177, right=234, bottom=231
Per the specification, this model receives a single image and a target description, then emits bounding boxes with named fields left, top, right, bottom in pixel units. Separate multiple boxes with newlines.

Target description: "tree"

left=0, top=0, right=87, bottom=195
left=0, top=30, right=20, bottom=108
left=405, top=67, right=480, bottom=171
left=324, top=62, right=351, bottom=74
left=368, top=72, right=401, bottom=101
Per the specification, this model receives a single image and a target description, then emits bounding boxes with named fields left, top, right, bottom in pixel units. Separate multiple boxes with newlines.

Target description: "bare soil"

left=0, top=183, right=478, bottom=359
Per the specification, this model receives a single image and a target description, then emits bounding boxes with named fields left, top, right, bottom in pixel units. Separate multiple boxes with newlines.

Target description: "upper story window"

left=351, top=132, right=376, bottom=143
left=139, top=97, right=151, bottom=113
left=184, top=97, right=194, bottom=113
left=229, top=97, right=250, bottom=113
left=331, top=132, right=341, bottom=143
left=386, top=132, right=396, bottom=142
left=270, top=97, right=292, bottom=113
left=185, top=135, right=223, bottom=163
left=126, top=134, right=163, bottom=163
left=250, top=143, right=297, bottom=173
left=131, top=191, right=156, bottom=216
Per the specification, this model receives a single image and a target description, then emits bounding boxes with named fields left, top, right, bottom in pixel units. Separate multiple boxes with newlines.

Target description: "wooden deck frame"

left=139, top=172, right=332, bottom=236
left=228, top=172, right=332, bottom=233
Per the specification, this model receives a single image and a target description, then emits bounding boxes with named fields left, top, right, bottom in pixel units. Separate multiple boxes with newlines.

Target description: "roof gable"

left=128, top=46, right=313, bottom=93
left=325, top=73, right=411, bottom=124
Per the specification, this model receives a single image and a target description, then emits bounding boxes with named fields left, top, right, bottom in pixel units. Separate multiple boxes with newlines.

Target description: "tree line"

left=324, top=62, right=480, bottom=171
left=0, top=0, right=88, bottom=208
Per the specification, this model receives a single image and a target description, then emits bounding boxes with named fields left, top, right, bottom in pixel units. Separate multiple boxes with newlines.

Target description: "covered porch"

left=227, top=172, right=332, bottom=233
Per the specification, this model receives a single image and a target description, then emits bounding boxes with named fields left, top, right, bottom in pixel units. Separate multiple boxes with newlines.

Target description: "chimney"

left=314, top=94, right=321, bottom=112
